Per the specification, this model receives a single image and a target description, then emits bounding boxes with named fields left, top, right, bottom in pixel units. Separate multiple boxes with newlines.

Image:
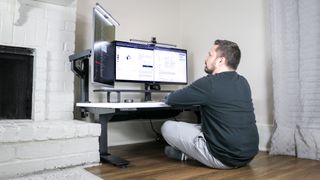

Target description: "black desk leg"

left=99, top=114, right=129, bottom=168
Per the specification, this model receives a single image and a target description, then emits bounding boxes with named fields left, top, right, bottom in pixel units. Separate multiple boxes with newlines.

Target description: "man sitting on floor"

left=161, top=39, right=259, bottom=169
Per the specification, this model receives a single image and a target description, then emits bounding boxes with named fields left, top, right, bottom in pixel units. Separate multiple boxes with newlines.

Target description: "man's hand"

left=161, top=93, right=170, bottom=103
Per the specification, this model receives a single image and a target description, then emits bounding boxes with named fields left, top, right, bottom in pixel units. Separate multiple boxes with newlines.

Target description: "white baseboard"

left=257, top=123, right=274, bottom=151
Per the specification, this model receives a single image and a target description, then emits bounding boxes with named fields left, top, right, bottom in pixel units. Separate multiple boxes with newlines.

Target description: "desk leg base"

left=101, top=154, right=130, bottom=168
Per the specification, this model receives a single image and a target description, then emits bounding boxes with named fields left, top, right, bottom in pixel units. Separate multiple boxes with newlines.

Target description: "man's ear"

left=219, top=57, right=226, bottom=64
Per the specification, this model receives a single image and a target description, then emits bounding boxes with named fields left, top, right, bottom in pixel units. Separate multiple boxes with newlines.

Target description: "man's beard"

left=204, top=66, right=213, bottom=74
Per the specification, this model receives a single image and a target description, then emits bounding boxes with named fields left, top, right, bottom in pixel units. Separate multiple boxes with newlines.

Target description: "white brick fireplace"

left=0, top=0, right=100, bottom=178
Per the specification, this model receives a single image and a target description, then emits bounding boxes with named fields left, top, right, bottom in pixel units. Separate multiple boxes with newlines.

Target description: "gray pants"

left=161, top=120, right=231, bottom=169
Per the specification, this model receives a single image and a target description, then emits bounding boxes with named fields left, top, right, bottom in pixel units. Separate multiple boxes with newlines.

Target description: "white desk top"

left=76, top=102, right=169, bottom=109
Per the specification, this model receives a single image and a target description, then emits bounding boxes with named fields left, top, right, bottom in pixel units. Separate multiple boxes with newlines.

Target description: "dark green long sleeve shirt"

left=165, top=71, right=259, bottom=167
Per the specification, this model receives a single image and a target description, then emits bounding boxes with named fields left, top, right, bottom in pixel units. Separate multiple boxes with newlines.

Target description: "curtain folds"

left=270, top=0, right=320, bottom=160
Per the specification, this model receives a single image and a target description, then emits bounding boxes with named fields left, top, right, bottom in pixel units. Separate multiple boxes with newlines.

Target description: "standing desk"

left=77, top=102, right=196, bottom=167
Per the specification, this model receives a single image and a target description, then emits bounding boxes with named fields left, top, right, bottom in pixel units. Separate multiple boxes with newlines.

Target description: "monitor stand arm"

left=69, top=49, right=91, bottom=117
left=144, top=83, right=161, bottom=101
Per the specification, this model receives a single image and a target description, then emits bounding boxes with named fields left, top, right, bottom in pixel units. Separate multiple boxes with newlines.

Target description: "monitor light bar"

left=94, top=3, right=120, bottom=26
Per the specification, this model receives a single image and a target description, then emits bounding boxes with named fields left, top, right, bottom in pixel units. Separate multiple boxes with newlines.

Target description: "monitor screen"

left=93, top=41, right=115, bottom=86
left=114, top=41, right=188, bottom=84
left=115, top=42, right=154, bottom=82
left=153, top=46, right=187, bottom=84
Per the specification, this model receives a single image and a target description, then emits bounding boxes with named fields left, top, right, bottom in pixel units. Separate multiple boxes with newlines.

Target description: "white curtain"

left=270, top=0, right=320, bottom=159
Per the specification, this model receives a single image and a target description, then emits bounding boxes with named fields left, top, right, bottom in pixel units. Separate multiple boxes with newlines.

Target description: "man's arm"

left=165, top=76, right=210, bottom=106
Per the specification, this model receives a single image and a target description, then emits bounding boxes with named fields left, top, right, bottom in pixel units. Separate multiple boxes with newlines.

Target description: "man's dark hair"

left=214, top=39, right=241, bottom=70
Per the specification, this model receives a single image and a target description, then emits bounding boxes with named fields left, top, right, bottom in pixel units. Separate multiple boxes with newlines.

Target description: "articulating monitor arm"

left=69, top=49, right=91, bottom=117
left=69, top=49, right=91, bottom=78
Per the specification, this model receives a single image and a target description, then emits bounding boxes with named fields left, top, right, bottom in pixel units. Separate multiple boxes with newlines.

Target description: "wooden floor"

left=86, top=142, right=320, bottom=180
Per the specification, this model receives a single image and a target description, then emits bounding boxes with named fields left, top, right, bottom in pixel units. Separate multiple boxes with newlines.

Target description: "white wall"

left=179, top=0, right=273, bottom=150
left=75, top=0, right=273, bottom=150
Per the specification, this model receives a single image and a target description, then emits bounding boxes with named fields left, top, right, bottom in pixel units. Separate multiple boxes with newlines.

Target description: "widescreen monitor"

left=115, top=41, right=187, bottom=84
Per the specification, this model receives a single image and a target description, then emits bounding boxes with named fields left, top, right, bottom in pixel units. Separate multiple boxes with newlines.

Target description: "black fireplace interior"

left=0, top=45, right=34, bottom=119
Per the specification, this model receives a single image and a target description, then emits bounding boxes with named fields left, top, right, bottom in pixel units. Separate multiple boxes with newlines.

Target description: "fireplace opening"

left=0, top=45, right=34, bottom=119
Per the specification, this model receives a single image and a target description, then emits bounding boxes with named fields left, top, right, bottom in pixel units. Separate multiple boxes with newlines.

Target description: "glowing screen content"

left=115, top=42, right=187, bottom=84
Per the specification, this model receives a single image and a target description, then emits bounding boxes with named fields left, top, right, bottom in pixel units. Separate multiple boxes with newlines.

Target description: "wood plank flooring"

left=86, top=142, right=320, bottom=180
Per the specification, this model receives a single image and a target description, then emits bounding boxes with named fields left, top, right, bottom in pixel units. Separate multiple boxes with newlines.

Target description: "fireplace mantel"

left=14, top=0, right=76, bottom=26
left=29, top=0, right=75, bottom=6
